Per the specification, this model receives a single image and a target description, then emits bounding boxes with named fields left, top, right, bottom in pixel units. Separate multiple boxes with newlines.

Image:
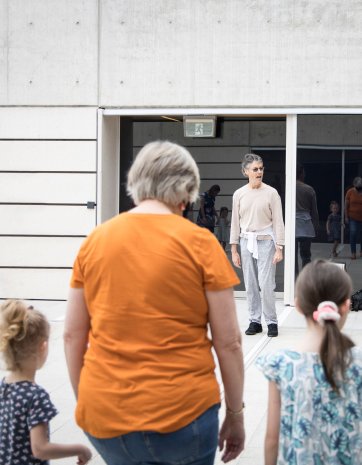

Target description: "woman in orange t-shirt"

left=345, top=176, right=362, bottom=259
left=64, top=141, right=245, bottom=465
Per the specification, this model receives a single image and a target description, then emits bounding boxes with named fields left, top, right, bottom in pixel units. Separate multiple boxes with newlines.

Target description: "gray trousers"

left=240, top=238, right=277, bottom=325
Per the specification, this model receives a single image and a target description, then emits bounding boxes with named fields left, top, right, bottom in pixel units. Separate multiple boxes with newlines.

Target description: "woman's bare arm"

left=207, top=287, right=245, bottom=463
left=63, top=288, right=90, bottom=398
left=345, top=194, right=350, bottom=223
left=31, top=423, right=92, bottom=464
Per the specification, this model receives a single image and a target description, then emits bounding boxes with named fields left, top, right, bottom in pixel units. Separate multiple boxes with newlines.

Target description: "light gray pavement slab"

left=1, top=299, right=362, bottom=465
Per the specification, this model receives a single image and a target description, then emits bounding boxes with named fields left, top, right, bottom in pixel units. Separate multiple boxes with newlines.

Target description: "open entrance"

left=99, top=111, right=362, bottom=302
left=117, top=116, right=287, bottom=294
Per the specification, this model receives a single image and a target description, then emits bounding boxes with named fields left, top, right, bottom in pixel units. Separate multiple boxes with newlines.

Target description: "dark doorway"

left=126, top=116, right=286, bottom=292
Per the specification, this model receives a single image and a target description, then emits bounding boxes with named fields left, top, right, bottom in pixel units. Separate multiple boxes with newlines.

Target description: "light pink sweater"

left=230, top=183, right=285, bottom=245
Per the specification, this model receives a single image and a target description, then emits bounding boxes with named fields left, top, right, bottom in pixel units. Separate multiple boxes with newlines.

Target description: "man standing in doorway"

left=295, top=164, right=319, bottom=276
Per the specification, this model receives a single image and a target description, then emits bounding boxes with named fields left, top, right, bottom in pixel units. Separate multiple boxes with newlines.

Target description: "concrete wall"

left=100, top=0, right=362, bottom=107
left=0, top=107, right=98, bottom=301
left=2, top=0, right=362, bottom=107
left=0, top=0, right=98, bottom=105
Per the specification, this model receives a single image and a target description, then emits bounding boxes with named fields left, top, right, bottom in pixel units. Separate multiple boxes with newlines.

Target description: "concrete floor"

left=228, top=241, right=362, bottom=293
left=1, top=299, right=362, bottom=465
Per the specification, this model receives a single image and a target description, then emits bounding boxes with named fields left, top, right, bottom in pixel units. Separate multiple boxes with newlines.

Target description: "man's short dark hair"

left=297, top=164, right=304, bottom=179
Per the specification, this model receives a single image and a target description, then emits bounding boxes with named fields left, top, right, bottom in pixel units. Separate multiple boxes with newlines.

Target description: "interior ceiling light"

left=161, top=116, right=182, bottom=122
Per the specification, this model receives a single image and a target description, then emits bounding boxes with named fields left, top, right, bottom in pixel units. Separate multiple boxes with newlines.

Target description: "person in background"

left=326, top=200, right=342, bottom=257
left=217, top=206, right=230, bottom=250
left=182, top=201, right=194, bottom=221
left=197, top=184, right=220, bottom=232
left=295, top=164, right=319, bottom=276
left=230, top=153, right=284, bottom=338
left=64, top=141, right=245, bottom=465
left=345, top=176, right=362, bottom=259
left=0, top=300, right=92, bottom=465
left=256, top=260, right=360, bottom=465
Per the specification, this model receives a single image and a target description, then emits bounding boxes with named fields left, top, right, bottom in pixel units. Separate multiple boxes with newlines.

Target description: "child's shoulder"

left=1, top=380, right=48, bottom=394
left=258, top=349, right=332, bottom=391
left=346, top=347, right=362, bottom=380
left=257, top=348, right=303, bottom=362
left=255, top=349, right=306, bottom=383
left=351, top=346, right=362, bottom=363
left=0, top=380, right=52, bottom=407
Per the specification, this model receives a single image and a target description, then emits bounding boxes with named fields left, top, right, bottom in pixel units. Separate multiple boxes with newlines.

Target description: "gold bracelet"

left=226, top=402, right=245, bottom=415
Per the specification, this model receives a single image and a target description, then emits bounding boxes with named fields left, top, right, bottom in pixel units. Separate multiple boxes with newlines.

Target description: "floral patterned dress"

left=256, top=348, right=362, bottom=465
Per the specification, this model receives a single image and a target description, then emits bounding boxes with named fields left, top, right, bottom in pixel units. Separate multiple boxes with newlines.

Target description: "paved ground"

left=1, top=299, right=362, bottom=465
left=230, top=242, right=362, bottom=294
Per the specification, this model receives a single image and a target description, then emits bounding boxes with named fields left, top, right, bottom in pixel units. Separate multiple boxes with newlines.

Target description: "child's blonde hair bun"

left=0, top=300, right=50, bottom=370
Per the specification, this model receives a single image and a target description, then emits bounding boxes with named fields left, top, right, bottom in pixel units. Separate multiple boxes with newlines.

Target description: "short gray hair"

left=241, top=153, right=263, bottom=175
left=353, top=176, right=362, bottom=189
left=127, top=140, right=200, bottom=206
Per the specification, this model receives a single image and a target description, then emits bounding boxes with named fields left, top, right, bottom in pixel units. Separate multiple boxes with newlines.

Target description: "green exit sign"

left=183, top=116, right=216, bottom=138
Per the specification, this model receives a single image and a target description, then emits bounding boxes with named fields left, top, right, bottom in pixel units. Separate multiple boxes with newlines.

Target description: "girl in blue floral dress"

left=326, top=201, right=342, bottom=257
left=256, top=260, right=362, bottom=465
left=0, top=300, right=92, bottom=465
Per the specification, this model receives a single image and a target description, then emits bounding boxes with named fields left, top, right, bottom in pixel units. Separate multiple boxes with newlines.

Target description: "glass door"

left=344, top=149, right=362, bottom=287
left=296, top=148, right=342, bottom=271
left=296, top=115, right=362, bottom=293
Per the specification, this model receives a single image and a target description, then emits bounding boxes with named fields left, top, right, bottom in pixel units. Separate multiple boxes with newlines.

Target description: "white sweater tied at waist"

left=240, top=226, right=275, bottom=259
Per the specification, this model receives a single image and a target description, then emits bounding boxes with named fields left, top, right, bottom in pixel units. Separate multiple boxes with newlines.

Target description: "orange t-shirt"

left=346, top=187, right=362, bottom=222
left=70, top=213, right=240, bottom=438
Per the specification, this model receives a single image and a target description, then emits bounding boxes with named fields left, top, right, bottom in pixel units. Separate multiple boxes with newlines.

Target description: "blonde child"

left=217, top=206, right=230, bottom=250
left=326, top=200, right=342, bottom=257
left=0, top=300, right=92, bottom=465
left=256, top=260, right=361, bottom=465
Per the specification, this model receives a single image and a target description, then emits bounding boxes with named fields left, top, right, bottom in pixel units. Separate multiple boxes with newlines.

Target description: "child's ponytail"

left=0, top=300, right=50, bottom=370
left=296, top=260, right=354, bottom=393
left=320, top=319, right=354, bottom=391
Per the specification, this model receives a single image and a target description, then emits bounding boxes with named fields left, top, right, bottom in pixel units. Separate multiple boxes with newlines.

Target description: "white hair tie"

left=312, top=301, right=340, bottom=326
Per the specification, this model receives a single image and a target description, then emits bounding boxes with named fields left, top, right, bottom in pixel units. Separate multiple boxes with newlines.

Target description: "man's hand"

left=272, top=248, right=283, bottom=265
